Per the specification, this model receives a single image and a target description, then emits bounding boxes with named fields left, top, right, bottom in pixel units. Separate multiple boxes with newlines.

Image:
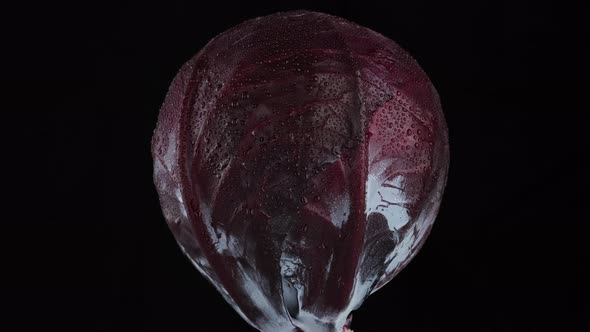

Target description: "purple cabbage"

left=152, top=10, right=449, bottom=332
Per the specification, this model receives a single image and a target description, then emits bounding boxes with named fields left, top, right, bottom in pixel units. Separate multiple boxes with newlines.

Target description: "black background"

left=10, top=0, right=588, bottom=331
